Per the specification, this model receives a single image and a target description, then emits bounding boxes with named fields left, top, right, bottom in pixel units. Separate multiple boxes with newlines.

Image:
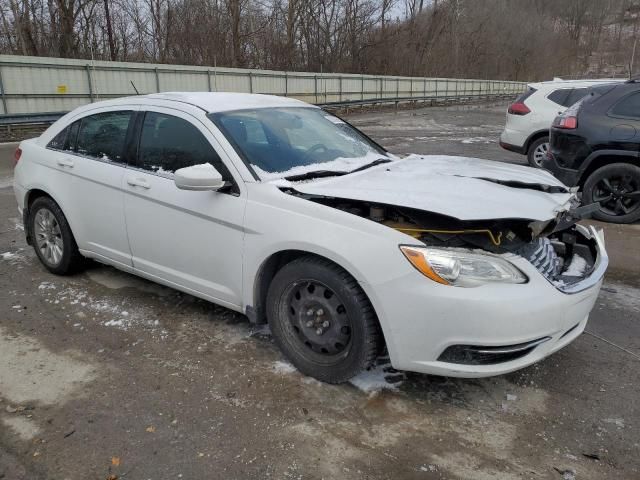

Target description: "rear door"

left=45, top=108, right=136, bottom=266
left=122, top=108, right=246, bottom=307
left=607, top=90, right=640, bottom=153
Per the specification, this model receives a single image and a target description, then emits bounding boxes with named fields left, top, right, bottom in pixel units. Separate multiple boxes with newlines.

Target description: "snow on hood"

left=289, top=155, right=576, bottom=221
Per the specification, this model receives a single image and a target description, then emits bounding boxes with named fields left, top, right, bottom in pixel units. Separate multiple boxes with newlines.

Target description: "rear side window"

left=565, top=88, right=589, bottom=107
left=547, top=89, right=570, bottom=106
left=547, top=88, right=588, bottom=107
left=514, top=87, right=536, bottom=103
left=137, top=112, right=231, bottom=180
left=76, top=111, right=132, bottom=163
left=610, top=91, right=640, bottom=119
left=47, top=121, right=79, bottom=151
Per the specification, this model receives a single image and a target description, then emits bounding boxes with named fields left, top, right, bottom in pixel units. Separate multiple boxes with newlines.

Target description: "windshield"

left=209, top=107, right=390, bottom=180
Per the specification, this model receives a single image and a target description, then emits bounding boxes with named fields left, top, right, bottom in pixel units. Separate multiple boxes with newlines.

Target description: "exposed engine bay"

left=287, top=190, right=599, bottom=288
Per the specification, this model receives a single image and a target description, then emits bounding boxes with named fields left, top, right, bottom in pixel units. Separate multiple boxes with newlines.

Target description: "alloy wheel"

left=592, top=173, right=640, bottom=217
left=34, top=208, right=64, bottom=267
left=532, top=142, right=549, bottom=167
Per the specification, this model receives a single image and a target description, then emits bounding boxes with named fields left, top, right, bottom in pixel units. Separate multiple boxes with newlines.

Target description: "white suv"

left=500, top=79, right=623, bottom=167
left=13, top=92, right=607, bottom=383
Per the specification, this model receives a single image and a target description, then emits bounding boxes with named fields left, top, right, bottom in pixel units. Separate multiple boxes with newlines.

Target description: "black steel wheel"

left=266, top=256, right=381, bottom=383
left=583, top=163, right=640, bottom=224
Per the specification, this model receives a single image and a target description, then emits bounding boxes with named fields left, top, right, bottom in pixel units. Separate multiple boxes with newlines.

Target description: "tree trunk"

left=103, top=0, right=117, bottom=60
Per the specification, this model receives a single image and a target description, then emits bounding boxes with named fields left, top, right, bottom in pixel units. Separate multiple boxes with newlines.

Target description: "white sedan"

left=13, top=92, right=607, bottom=383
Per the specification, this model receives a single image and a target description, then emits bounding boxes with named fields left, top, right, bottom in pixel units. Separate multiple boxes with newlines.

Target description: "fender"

left=524, top=129, right=549, bottom=152
left=21, top=184, right=79, bottom=247
left=578, top=149, right=640, bottom=182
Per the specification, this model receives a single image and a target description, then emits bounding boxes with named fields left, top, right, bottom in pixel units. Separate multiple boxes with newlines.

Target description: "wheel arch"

left=578, top=152, right=640, bottom=187
left=23, top=188, right=75, bottom=246
left=251, top=249, right=367, bottom=324
left=250, top=246, right=391, bottom=339
left=249, top=247, right=390, bottom=360
left=524, top=130, right=549, bottom=154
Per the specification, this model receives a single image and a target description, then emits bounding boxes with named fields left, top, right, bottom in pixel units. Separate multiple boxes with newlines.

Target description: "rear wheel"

left=583, top=163, right=640, bottom=224
left=29, top=196, right=85, bottom=274
left=266, top=256, right=381, bottom=383
left=527, top=136, right=549, bottom=168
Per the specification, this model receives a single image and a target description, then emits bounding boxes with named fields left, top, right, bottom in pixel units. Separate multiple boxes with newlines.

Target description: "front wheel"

left=527, top=136, right=549, bottom=168
left=266, top=257, right=381, bottom=383
left=583, top=163, right=640, bottom=224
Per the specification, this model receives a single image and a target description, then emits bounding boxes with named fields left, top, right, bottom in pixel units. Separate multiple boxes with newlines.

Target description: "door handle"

left=127, top=177, right=151, bottom=189
left=57, top=158, right=74, bottom=168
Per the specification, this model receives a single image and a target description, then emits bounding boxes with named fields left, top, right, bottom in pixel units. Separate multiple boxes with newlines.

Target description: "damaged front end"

left=286, top=190, right=607, bottom=293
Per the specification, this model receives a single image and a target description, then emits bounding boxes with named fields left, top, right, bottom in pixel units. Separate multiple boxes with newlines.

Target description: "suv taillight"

left=14, top=147, right=22, bottom=166
left=555, top=116, right=578, bottom=129
left=508, top=102, right=530, bottom=115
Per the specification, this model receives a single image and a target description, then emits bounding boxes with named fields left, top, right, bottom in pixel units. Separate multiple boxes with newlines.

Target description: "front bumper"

left=367, top=226, right=607, bottom=377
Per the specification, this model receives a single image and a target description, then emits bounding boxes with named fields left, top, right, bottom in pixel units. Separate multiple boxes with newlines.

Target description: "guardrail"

left=0, top=112, right=66, bottom=125
left=0, top=54, right=525, bottom=118
left=0, top=89, right=516, bottom=129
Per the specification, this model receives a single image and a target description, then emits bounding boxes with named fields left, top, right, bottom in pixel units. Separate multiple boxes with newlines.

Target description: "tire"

left=266, top=256, right=381, bottom=383
left=583, top=163, right=640, bottom=224
left=29, top=196, right=85, bottom=274
left=526, top=136, right=549, bottom=168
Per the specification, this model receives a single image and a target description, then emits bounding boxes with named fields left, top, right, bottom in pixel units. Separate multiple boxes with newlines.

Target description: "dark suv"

left=544, top=81, right=640, bottom=223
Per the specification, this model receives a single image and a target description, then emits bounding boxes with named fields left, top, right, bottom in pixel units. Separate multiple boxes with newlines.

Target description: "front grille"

left=517, top=237, right=561, bottom=281
left=438, top=337, right=551, bottom=365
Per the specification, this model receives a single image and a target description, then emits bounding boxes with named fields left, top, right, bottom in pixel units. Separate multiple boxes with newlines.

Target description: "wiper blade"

left=283, top=158, right=392, bottom=182
left=284, top=170, right=348, bottom=182
left=347, top=158, right=392, bottom=173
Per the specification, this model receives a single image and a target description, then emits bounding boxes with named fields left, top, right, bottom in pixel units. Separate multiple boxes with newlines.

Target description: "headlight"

left=400, top=246, right=527, bottom=287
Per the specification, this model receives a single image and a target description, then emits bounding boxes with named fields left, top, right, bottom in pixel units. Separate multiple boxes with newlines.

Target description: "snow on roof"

left=528, top=78, right=624, bottom=89
left=145, top=92, right=313, bottom=113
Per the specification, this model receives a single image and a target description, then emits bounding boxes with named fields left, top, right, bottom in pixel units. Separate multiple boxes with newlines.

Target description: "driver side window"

left=137, top=112, right=231, bottom=181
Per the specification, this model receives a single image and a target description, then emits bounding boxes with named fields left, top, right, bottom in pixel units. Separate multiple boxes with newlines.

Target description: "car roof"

left=78, top=92, right=314, bottom=113
left=528, top=79, right=625, bottom=90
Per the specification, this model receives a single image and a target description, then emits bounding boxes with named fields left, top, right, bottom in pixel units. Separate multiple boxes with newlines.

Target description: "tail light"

left=14, top=147, right=22, bottom=166
left=508, top=102, right=530, bottom=115
left=555, top=116, right=578, bottom=129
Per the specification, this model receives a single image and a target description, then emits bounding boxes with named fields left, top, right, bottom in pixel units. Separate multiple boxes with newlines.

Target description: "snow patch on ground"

left=273, top=360, right=298, bottom=374
left=460, top=136, right=494, bottom=144
left=1, top=251, right=25, bottom=263
left=603, top=417, right=625, bottom=428
left=350, top=362, right=403, bottom=394
left=270, top=356, right=404, bottom=393
left=37, top=282, right=167, bottom=337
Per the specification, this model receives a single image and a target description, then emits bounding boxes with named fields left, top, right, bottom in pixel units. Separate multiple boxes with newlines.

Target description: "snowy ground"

left=1, top=102, right=639, bottom=479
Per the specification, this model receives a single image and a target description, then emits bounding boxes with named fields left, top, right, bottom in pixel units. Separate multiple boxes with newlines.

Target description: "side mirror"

left=174, top=163, right=226, bottom=191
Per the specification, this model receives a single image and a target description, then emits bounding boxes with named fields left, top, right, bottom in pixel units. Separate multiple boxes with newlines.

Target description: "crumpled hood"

left=290, top=155, right=575, bottom=221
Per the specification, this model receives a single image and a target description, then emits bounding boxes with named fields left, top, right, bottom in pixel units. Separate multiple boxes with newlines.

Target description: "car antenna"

left=130, top=80, right=140, bottom=95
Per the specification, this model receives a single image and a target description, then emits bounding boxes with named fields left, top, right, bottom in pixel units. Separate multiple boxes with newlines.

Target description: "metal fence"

left=0, top=54, right=525, bottom=116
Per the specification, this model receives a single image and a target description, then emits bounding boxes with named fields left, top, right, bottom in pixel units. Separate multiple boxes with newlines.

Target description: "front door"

left=122, top=108, right=246, bottom=307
